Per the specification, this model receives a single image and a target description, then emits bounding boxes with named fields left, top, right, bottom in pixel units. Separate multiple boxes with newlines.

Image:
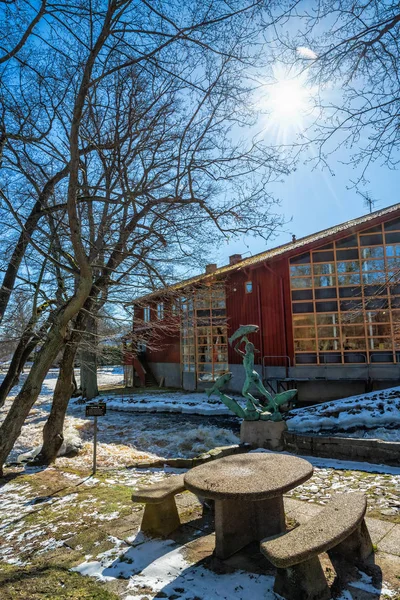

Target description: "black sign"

left=85, top=402, right=107, bottom=417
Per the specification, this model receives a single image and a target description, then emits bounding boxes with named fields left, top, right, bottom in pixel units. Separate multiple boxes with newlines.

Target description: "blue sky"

left=220, top=157, right=399, bottom=265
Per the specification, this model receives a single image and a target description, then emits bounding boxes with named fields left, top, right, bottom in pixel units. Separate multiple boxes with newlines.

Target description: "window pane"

left=338, top=273, right=361, bottom=285
left=295, top=353, right=317, bottom=364
left=337, top=261, right=360, bottom=273
left=339, top=286, right=362, bottom=298
left=362, top=259, right=385, bottom=271
left=359, top=233, right=383, bottom=246
left=361, top=247, right=384, bottom=258
left=340, top=312, right=364, bottom=324
left=336, top=248, right=359, bottom=260
left=314, top=275, right=336, bottom=287
left=312, top=251, right=334, bottom=262
left=291, top=278, right=312, bottom=289
left=313, top=263, right=335, bottom=275
left=292, top=289, right=313, bottom=301
left=343, top=339, right=366, bottom=350
left=363, top=271, right=385, bottom=284
left=315, top=288, right=337, bottom=299
left=342, top=325, right=365, bottom=337
left=290, top=265, right=311, bottom=276
left=293, top=302, right=314, bottom=313
left=369, top=338, right=393, bottom=350
left=295, top=339, right=316, bottom=351
left=384, top=217, right=400, bottom=231
left=294, top=327, right=315, bottom=339
left=336, top=235, right=358, bottom=248
left=318, top=326, right=339, bottom=337
left=366, top=310, right=390, bottom=322
left=293, top=314, right=315, bottom=326
left=290, top=252, right=310, bottom=265
left=385, top=231, right=400, bottom=244
left=366, top=324, right=391, bottom=336
left=316, top=313, right=339, bottom=325
left=318, top=339, right=340, bottom=351
left=386, top=245, right=400, bottom=257
left=316, top=301, right=338, bottom=312
left=245, top=281, right=253, bottom=293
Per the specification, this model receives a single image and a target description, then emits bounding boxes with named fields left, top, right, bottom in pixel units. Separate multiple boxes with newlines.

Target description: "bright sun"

left=259, top=69, right=316, bottom=137
left=268, top=78, right=310, bottom=122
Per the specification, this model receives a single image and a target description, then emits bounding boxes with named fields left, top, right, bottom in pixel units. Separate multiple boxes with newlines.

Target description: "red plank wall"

left=225, top=258, right=294, bottom=367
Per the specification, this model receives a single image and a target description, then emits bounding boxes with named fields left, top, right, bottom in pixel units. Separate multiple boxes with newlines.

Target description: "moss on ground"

left=0, top=563, right=119, bottom=600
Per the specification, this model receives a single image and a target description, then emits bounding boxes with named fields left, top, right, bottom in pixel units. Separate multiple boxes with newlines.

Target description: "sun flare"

left=259, top=69, right=316, bottom=138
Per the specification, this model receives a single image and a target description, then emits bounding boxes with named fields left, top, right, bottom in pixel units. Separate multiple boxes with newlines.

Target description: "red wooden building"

left=124, top=203, right=400, bottom=403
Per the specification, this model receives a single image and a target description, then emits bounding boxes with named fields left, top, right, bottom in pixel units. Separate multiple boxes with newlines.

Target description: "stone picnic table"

left=184, top=452, right=313, bottom=559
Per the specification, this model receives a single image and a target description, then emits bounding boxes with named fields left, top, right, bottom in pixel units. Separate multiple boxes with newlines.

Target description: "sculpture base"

left=240, top=419, right=287, bottom=451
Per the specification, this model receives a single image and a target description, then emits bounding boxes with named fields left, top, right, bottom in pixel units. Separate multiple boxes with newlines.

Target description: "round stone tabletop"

left=184, top=453, right=313, bottom=501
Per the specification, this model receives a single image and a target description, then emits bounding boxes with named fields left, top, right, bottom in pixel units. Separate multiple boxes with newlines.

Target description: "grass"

left=0, top=563, right=119, bottom=600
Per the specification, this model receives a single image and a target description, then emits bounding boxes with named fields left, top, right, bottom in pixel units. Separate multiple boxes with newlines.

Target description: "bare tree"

left=0, top=0, right=293, bottom=472
left=273, top=0, right=400, bottom=182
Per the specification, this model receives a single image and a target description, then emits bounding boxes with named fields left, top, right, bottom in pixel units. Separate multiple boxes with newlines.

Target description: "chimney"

left=229, top=254, right=242, bottom=266
left=205, top=263, right=217, bottom=274
left=292, top=234, right=296, bottom=243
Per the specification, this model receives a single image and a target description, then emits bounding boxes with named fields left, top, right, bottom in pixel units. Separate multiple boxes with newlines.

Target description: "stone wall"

left=283, top=431, right=400, bottom=466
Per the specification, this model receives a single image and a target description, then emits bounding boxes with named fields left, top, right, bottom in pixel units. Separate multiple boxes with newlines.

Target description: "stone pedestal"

left=240, top=419, right=287, bottom=450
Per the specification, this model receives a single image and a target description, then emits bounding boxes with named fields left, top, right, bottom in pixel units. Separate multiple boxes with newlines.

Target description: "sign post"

left=85, top=402, right=107, bottom=475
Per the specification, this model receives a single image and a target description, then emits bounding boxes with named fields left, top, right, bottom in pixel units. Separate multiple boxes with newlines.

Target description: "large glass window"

left=290, top=218, right=400, bottom=364
left=181, top=285, right=228, bottom=381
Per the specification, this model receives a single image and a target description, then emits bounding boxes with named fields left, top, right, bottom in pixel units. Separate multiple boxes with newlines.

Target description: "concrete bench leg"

left=140, top=497, right=180, bottom=537
left=274, top=556, right=331, bottom=600
left=328, top=519, right=373, bottom=564
left=215, top=496, right=285, bottom=559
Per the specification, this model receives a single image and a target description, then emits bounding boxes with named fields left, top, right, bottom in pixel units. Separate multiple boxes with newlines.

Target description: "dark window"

left=391, top=297, right=400, bottom=308
left=290, top=252, right=310, bottom=265
left=365, top=298, right=389, bottom=310
left=370, top=352, right=394, bottom=363
left=390, top=284, right=400, bottom=295
left=344, top=352, right=367, bottom=364
left=339, top=286, right=362, bottom=298
left=312, top=251, right=335, bottom=262
left=316, top=301, right=338, bottom=312
left=336, top=235, right=358, bottom=249
left=360, top=234, right=383, bottom=246
left=361, top=225, right=383, bottom=234
left=364, top=285, right=387, bottom=297
left=292, top=302, right=314, bottom=313
left=319, top=352, right=341, bottom=364
left=315, top=288, right=337, bottom=300
left=384, top=217, right=400, bottom=231
left=316, top=243, right=334, bottom=250
left=292, top=289, right=313, bottom=301
left=340, top=299, right=360, bottom=311
left=295, top=353, right=317, bottom=364
left=385, top=232, right=400, bottom=244
left=336, top=249, right=359, bottom=260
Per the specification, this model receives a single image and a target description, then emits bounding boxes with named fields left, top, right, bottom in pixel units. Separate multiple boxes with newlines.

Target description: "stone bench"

left=132, top=474, right=186, bottom=536
left=260, top=493, right=373, bottom=600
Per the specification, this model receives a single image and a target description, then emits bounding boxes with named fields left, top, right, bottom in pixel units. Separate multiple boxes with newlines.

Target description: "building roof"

left=134, top=202, right=400, bottom=303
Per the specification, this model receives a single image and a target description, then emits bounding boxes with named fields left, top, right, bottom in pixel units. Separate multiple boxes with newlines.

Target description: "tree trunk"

left=35, top=338, right=78, bottom=464
left=80, top=313, right=98, bottom=400
left=0, top=335, right=38, bottom=408
left=0, top=325, right=66, bottom=474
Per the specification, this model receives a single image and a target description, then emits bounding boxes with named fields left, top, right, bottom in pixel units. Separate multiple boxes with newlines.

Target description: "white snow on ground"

left=0, top=367, right=239, bottom=465
left=286, top=387, right=400, bottom=440
left=73, top=533, right=278, bottom=600
left=102, top=391, right=233, bottom=416
left=72, top=532, right=398, bottom=600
